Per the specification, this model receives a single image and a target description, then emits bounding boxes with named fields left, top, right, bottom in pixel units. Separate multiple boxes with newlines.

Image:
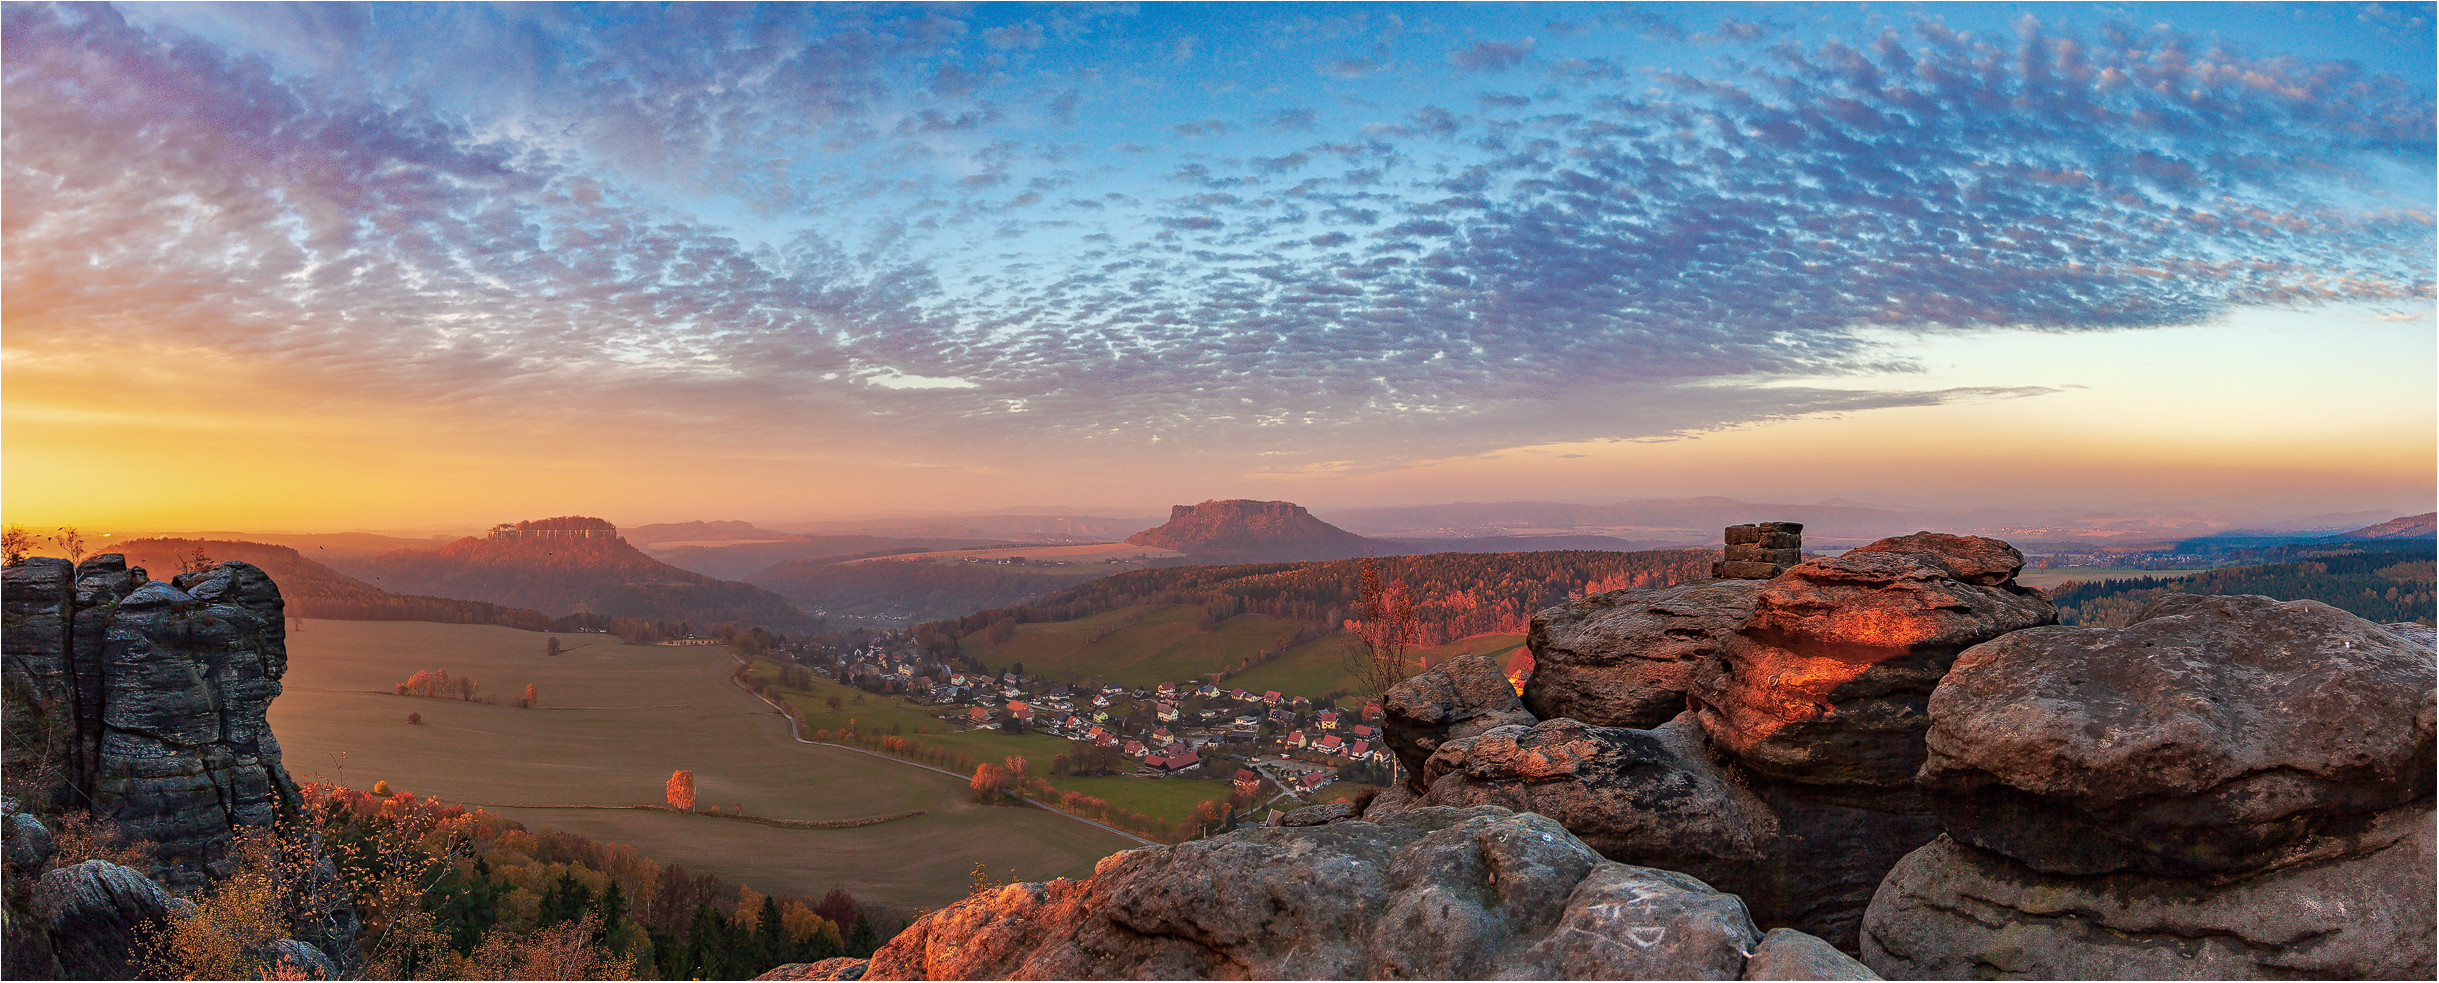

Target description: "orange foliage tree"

left=665, top=770, right=695, bottom=812
left=969, top=763, right=1009, bottom=804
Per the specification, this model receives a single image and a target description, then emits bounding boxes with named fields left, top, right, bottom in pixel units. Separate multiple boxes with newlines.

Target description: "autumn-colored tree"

left=521, top=684, right=540, bottom=709
left=969, top=763, right=1009, bottom=804
left=666, top=770, right=696, bottom=812
left=0, top=525, right=31, bottom=566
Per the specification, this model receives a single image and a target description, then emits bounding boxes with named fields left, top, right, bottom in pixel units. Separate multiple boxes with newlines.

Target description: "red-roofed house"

left=1125, top=740, right=1148, bottom=757
left=1316, top=734, right=1346, bottom=755
left=1315, top=710, right=1339, bottom=730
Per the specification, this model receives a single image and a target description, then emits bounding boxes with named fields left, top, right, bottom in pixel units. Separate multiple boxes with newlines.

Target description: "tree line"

left=2048, top=547, right=2436, bottom=628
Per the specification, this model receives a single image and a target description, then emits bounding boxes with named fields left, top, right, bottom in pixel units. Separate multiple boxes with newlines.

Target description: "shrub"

left=406, top=712, right=423, bottom=725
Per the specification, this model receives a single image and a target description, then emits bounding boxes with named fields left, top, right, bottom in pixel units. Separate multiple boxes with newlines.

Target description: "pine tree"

left=753, top=894, right=786, bottom=969
left=592, top=879, right=628, bottom=946
left=845, top=913, right=880, bottom=957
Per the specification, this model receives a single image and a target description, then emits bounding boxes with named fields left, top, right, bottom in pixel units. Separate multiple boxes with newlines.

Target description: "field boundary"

left=473, top=802, right=925, bottom=830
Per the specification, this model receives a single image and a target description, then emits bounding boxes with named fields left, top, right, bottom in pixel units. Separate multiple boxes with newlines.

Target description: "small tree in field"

left=666, top=770, right=696, bottom=812
left=969, top=763, right=1008, bottom=804
left=520, top=684, right=539, bottom=709
left=545, top=637, right=563, bottom=657
left=405, top=713, right=423, bottom=725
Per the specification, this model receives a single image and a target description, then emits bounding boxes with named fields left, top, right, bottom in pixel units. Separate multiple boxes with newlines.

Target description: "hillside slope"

left=336, top=524, right=818, bottom=629
left=109, top=537, right=562, bottom=629
left=2341, top=512, right=2437, bottom=540
left=1124, top=500, right=1377, bottom=562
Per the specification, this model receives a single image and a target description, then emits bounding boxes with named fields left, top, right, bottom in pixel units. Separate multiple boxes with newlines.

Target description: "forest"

left=921, top=548, right=1718, bottom=651
left=2047, top=546, right=2436, bottom=628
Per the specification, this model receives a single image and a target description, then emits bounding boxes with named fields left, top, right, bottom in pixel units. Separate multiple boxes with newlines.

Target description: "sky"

left=4, top=2, right=2433, bottom=531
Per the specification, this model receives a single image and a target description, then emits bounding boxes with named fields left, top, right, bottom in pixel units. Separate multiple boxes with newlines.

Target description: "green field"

left=271, top=621, right=1137, bottom=910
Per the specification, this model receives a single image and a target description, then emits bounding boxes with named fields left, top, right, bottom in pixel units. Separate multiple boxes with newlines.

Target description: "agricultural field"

left=271, top=620, right=1137, bottom=911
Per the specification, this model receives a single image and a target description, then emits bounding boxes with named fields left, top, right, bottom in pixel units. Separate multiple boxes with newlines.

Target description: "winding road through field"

left=728, top=665, right=1157, bottom=847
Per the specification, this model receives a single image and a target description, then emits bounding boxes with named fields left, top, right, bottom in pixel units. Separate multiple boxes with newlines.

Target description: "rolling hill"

left=2340, top=512, right=2437, bottom=540
left=332, top=518, right=819, bottom=630
left=109, top=537, right=561, bottom=629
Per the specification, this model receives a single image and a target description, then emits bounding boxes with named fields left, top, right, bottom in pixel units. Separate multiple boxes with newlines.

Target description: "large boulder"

left=1861, top=593, right=2438, bottom=980
left=1918, top=593, right=2435, bottom=877
left=1523, top=579, right=1763, bottom=729
left=855, top=805, right=1868, bottom=980
left=1696, top=535, right=2054, bottom=789
left=1381, top=655, right=1536, bottom=790
left=1416, top=715, right=1775, bottom=894
left=34, top=859, right=192, bottom=980
left=1863, top=814, right=2433, bottom=980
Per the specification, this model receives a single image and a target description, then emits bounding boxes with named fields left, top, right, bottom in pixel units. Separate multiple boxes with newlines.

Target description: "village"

left=789, top=641, right=1396, bottom=802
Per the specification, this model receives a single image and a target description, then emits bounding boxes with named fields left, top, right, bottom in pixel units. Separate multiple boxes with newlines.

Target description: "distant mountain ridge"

left=2341, top=512, right=2436, bottom=540
left=332, top=518, right=818, bottom=629
left=1125, top=500, right=1379, bottom=562
left=110, top=537, right=561, bottom=629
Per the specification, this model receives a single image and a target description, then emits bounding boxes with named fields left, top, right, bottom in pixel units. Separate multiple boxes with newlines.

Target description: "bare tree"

left=51, top=526, right=85, bottom=563
left=1344, top=556, right=1420, bottom=785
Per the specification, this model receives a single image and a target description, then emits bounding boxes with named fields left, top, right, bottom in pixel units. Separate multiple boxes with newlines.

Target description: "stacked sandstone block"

left=1713, top=522, right=1802, bottom=579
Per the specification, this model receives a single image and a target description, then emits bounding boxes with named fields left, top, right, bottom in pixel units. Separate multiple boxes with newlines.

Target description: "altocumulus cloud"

left=2, top=3, right=2430, bottom=469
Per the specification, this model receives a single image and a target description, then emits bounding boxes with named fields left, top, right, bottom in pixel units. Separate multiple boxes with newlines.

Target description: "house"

left=1233, top=768, right=1261, bottom=787
left=1262, top=691, right=1282, bottom=706
left=1315, top=734, right=1346, bottom=755
left=1049, top=683, right=1073, bottom=699
left=1093, top=694, right=1111, bottom=707
left=1315, top=710, right=1339, bottom=731
left=1007, top=700, right=1030, bottom=716
left=1125, top=740, right=1148, bottom=758
left=1362, top=702, right=1383, bottom=722
left=1009, top=705, right=1034, bottom=722
left=967, top=706, right=994, bottom=725
left=1097, top=732, right=1120, bottom=747
left=1150, top=727, right=1175, bottom=745
left=1149, top=751, right=1201, bottom=775
left=1156, top=682, right=1179, bottom=699
left=1155, top=702, right=1181, bottom=723
left=1297, top=772, right=1331, bottom=793
left=1290, top=696, right=1311, bottom=712
left=1231, top=716, right=1260, bottom=735
left=1064, top=715, right=1086, bottom=730
left=1092, top=710, right=1110, bottom=723
left=1284, top=730, right=1307, bottom=748
left=1230, top=688, right=1251, bottom=702
left=1349, top=740, right=1371, bottom=758
left=1197, top=683, right=1221, bottom=698
left=1269, top=709, right=1298, bottom=728
left=1349, top=724, right=1379, bottom=741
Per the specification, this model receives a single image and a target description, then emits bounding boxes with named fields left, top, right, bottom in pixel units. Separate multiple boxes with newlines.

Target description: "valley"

left=269, top=620, right=1138, bottom=911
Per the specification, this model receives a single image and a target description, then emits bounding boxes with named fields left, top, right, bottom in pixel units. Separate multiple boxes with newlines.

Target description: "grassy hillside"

left=270, top=620, right=1135, bottom=909
left=337, top=532, right=819, bottom=630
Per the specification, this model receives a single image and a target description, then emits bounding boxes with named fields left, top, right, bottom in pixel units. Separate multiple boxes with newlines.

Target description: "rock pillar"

left=1714, top=522, right=1802, bottom=579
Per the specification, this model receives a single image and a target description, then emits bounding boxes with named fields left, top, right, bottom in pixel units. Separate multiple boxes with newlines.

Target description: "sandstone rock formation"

left=779, top=806, right=1872, bottom=980
left=1714, top=521, right=1804, bottom=579
left=5, top=556, right=301, bottom=889
left=1861, top=593, right=2437, bottom=980
left=33, top=859, right=194, bottom=980
left=3, top=554, right=360, bottom=973
left=1122, top=499, right=1377, bottom=561
left=1397, top=530, right=2055, bottom=950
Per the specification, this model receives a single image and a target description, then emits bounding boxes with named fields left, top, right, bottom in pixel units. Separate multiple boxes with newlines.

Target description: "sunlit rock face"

left=1700, top=534, right=2055, bottom=789
left=1405, top=529, right=2056, bottom=951
left=1862, top=594, right=2437, bottom=980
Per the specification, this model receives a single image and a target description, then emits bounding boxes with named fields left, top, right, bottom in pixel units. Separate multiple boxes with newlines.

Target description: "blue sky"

left=3, top=2, right=2432, bottom=526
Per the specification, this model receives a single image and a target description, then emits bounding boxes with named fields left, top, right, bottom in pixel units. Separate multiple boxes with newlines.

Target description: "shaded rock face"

left=844, top=806, right=1870, bottom=981
left=1381, top=653, right=1536, bottom=786
left=1406, top=531, right=2053, bottom=950
left=34, top=859, right=193, bottom=980
left=1862, top=594, right=2438, bottom=980
left=2, top=557, right=303, bottom=890
left=1523, top=579, right=1763, bottom=729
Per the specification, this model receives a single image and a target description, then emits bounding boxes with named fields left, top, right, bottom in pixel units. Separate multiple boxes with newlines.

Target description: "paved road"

left=728, top=667, right=1157, bottom=848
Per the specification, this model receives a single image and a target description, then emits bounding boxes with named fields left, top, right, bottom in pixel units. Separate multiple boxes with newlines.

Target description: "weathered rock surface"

left=756, top=956, right=873, bottom=980
left=1744, top=927, right=1879, bottom=981
left=4, top=796, right=56, bottom=877
left=1523, top=579, right=1763, bottom=729
left=847, top=805, right=1828, bottom=980
left=1381, top=654, right=1537, bottom=789
left=1861, top=593, right=2438, bottom=980
left=1700, top=537, right=2054, bottom=789
left=1863, top=815, right=2434, bottom=981
left=271, top=938, right=340, bottom=979
left=34, top=859, right=193, bottom=979
left=1276, top=802, right=1358, bottom=827
left=1919, top=593, right=2435, bottom=877
left=1417, top=715, right=1776, bottom=894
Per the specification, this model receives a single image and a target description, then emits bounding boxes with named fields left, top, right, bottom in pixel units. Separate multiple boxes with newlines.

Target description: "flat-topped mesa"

left=1715, top=522, right=1803, bottom=579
